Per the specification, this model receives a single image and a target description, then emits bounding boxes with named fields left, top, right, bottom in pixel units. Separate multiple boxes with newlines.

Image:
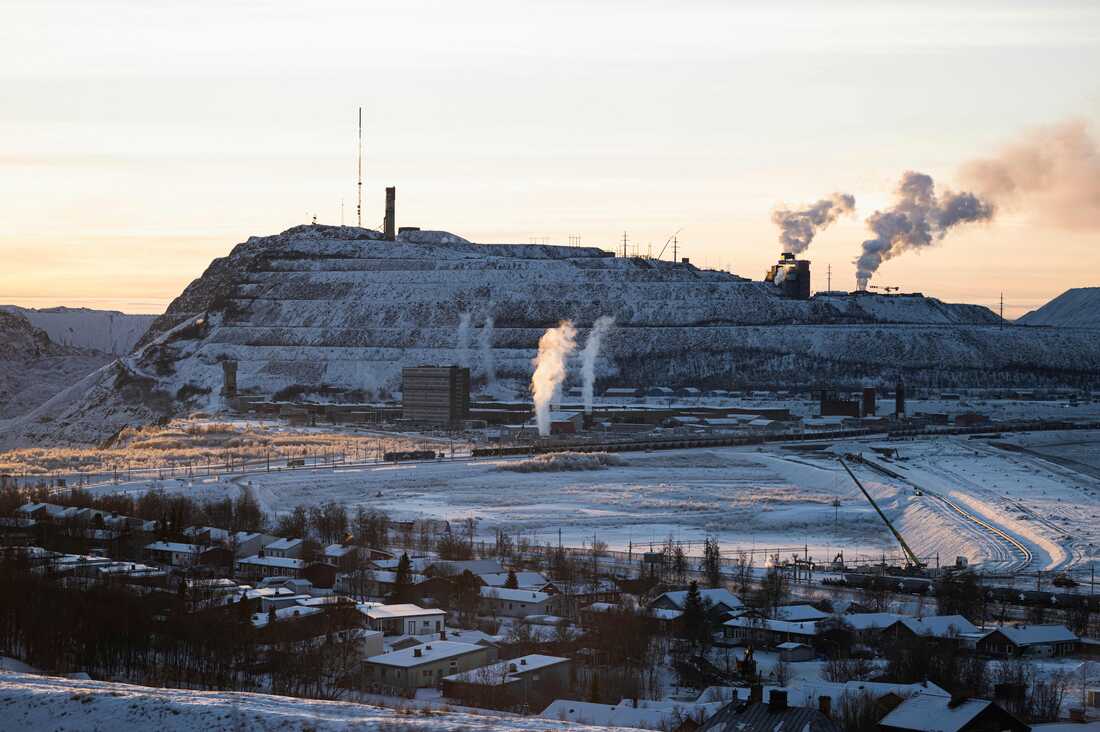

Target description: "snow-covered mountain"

left=3, top=224, right=1098, bottom=448
left=0, top=310, right=113, bottom=420
left=0, top=305, right=157, bottom=355
left=1017, top=287, right=1100, bottom=329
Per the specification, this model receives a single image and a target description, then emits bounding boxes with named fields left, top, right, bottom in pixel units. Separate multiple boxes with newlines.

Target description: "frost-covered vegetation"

left=495, top=452, right=628, bottom=473
left=0, top=419, right=439, bottom=476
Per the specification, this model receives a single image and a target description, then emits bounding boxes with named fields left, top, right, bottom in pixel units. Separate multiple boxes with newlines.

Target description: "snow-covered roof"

left=988, top=624, right=1078, bottom=646
left=443, top=654, right=568, bottom=684
left=878, top=692, right=987, bottom=732
left=362, top=603, right=445, bottom=620
left=365, top=640, right=485, bottom=668
left=237, top=555, right=304, bottom=569
left=266, top=537, right=303, bottom=551
left=429, top=559, right=504, bottom=575
left=324, top=544, right=356, bottom=557
left=480, top=587, right=551, bottom=603
left=366, top=570, right=427, bottom=585
left=145, top=541, right=199, bottom=554
left=775, top=642, right=811, bottom=650
left=251, top=605, right=322, bottom=628
left=183, top=526, right=229, bottom=541
left=774, top=604, right=832, bottom=622
left=478, top=571, right=548, bottom=588
left=843, top=612, right=905, bottom=630
left=653, top=588, right=742, bottom=610
left=893, top=615, right=979, bottom=638
left=548, top=411, right=582, bottom=422
left=723, top=617, right=818, bottom=635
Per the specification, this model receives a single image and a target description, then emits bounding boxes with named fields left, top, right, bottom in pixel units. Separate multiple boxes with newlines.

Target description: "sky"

left=2, top=1, right=1099, bottom=317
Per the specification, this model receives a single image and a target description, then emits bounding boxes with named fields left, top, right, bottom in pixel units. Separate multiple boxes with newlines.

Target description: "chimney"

left=862, top=387, right=876, bottom=417
left=749, top=684, right=763, bottom=704
left=819, top=695, right=831, bottom=718
left=768, top=689, right=788, bottom=711
left=384, top=186, right=396, bottom=241
left=413, top=647, right=422, bottom=657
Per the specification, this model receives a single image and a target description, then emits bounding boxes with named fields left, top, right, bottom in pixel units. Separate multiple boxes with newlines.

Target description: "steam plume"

left=855, top=172, right=993, bottom=289
left=580, top=316, right=615, bottom=414
left=531, top=321, right=577, bottom=436
left=772, top=193, right=856, bottom=254
left=478, top=316, right=496, bottom=385
left=455, top=312, right=472, bottom=368
left=959, top=119, right=1100, bottom=230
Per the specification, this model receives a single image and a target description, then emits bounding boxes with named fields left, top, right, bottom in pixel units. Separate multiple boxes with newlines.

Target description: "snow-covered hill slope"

left=1017, top=287, right=1100, bottom=329
left=0, top=672, right=625, bottom=731
left=0, top=310, right=113, bottom=420
left=2, top=225, right=1098, bottom=448
left=1, top=305, right=157, bottom=355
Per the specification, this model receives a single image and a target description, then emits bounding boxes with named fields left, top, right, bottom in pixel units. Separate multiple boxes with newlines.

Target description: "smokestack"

left=384, top=186, right=396, bottom=241
left=221, top=360, right=238, bottom=397
left=580, top=316, right=615, bottom=415
left=772, top=193, right=855, bottom=255
left=855, top=172, right=992, bottom=289
left=530, top=321, right=577, bottom=436
left=456, top=313, right=472, bottom=368
left=895, top=381, right=906, bottom=416
left=478, top=316, right=496, bottom=386
left=862, top=387, right=876, bottom=417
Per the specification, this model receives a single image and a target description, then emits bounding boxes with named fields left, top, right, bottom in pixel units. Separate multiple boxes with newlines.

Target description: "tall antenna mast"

left=827, top=264, right=832, bottom=291
left=1000, top=292, right=1004, bottom=328
left=357, top=106, right=363, bottom=228
left=672, top=235, right=678, bottom=262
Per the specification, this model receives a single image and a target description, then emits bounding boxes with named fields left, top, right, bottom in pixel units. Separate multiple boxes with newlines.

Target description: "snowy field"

left=0, top=672, right=624, bottom=732
left=92, top=429, right=1100, bottom=576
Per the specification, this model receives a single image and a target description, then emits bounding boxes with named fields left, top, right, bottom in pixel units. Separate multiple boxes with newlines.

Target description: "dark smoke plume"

left=855, top=172, right=993, bottom=290
left=960, top=119, right=1100, bottom=230
left=772, top=193, right=855, bottom=254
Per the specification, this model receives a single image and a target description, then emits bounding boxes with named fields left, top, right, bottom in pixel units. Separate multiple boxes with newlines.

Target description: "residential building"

left=144, top=541, right=200, bottom=567
left=362, top=641, right=494, bottom=693
left=699, top=691, right=840, bottom=732
left=441, top=654, right=570, bottom=710
left=975, top=624, right=1078, bottom=658
left=480, top=587, right=556, bottom=618
left=361, top=604, right=447, bottom=636
left=264, top=537, right=303, bottom=559
left=877, top=692, right=1029, bottom=732
left=236, top=554, right=305, bottom=580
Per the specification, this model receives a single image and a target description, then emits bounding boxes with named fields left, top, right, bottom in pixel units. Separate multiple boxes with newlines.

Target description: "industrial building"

left=401, top=366, right=470, bottom=427
left=765, top=253, right=811, bottom=300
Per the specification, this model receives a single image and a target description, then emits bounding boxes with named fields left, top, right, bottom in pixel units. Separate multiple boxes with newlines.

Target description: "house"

left=362, top=641, right=495, bottom=693
left=877, top=692, right=1029, bottom=732
left=182, top=526, right=230, bottom=544
left=723, top=617, right=818, bottom=647
left=264, top=537, right=303, bottom=559
left=881, top=616, right=979, bottom=645
left=429, top=559, right=504, bottom=576
left=360, top=603, right=447, bottom=636
left=360, top=569, right=428, bottom=600
left=842, top=612, right=906, bottom=640
left=772, top=605, right=832, bottom=623
left=699, top=690, right=840, bottom=732
left=231, top=531, right=279, bottom=558
left=144, top=541, right=200, bottom=567
left=441, top=654, right=570, bottom=710
left=480, top=587, right=556, bottom=618
left=302, top=562, right=338, bottom=589
left=650, top=588, right=743, bottom=618
left=322, top=544, right=361, bottom=571
left=975, top=624, right=1078, bottom=658
left=236, top=554, right=305, bottom=579
left=776, top=642, right=815, bottom=662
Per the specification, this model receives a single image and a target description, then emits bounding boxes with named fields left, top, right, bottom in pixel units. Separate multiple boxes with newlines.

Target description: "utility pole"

left=827, top=264, right=832, bottom=291
left=999, top=292, right=1005, bottom=328
left=621, top=231, right=628, bottom=258
left=672, top=235, right=678, bottom=263
left=357, top=106, right=363, bottom=227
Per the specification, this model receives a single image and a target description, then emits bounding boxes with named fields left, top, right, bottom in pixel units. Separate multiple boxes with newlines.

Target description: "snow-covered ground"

left=0, top=305, right=156, bottom=355
left=0, top=672, right=626, bottom=731
left=90, top=431, right=1100, bottom=576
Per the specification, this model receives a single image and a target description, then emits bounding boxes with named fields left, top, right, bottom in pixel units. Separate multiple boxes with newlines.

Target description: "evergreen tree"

left=504, top=568, right=519, bottom=589
left=390, top=552, right=415, bottom=603
left=454, top=570, right=482, bottom=626
left=703, top=536, right=722, bottom=588
left=680, top=581, right=711, bottom=652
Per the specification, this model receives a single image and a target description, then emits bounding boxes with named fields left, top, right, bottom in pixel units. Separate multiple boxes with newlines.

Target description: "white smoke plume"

left=772, top=193, right=856, bottom=254
left=959, top=118, right=1100, bottom=230
left=455, top=312, right=472, bottom=368
left=478, top=316, right=496, bottom=385
left=531, top=321, right=577, bottom=437
left=580, top=316, right=615, bottom=414
left=855, top=172, right=993, bottom=289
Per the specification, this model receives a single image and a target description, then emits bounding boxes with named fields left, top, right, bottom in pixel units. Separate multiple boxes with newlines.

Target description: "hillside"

left=1017, top=287, right=1100, bottom=329
left=2, top=224, right=1098, bottom=448
left=0, top=311, right=113, bottom=420
left=0, top=671, right=623, bottom=731
left=1, top=305, right=157, bottom=355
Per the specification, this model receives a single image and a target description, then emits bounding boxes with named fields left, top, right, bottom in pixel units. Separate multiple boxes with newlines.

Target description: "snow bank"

left=0, top=671, right=625, bottom=731
left=496, top=452, right=628, bottom=473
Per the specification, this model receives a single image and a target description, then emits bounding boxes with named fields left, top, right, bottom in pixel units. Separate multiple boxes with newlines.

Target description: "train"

left=383, top=449, right=441, bottom=462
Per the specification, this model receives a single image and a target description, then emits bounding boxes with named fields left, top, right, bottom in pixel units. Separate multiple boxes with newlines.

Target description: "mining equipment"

left=765, top=253, right=811, bottom=300
left=839, top=457, right=926, bottom=571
